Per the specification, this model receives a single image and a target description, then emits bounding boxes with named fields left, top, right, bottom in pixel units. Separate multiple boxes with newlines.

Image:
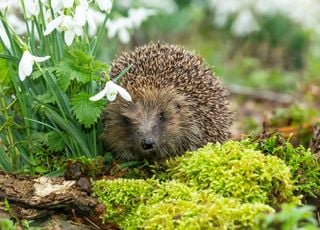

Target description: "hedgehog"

left=102, top=43, right=232, bottom=161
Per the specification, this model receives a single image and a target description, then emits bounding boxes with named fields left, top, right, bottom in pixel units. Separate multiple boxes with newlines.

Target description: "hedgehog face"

left=103, top=43, right=232, bottom=161
left=102, top=88, right=200, bottom=160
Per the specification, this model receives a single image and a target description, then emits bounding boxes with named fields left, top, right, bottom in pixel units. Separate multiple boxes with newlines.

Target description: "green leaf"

left=0, top=146, right=13, bottom=171
left=31, top=67, right=56, bottom=80
left=35, top=165, right=49, bottom=173
left=0, top=49, right=12, bottom=86
left=70, top=92, right=104, bottom=128
left=40, top=107, right=92, bottom=156
left=34, top=91, right=56, bottom=104
left=55, top=42, right=108, bottom=91
left=47, top=131, right=66, bottom=152
left=56, top=69, right=72, bottom=91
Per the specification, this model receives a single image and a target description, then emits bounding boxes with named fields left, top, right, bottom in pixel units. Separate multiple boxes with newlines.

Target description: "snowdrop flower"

left=231, top=9, right=259, bottom=36
left=45, top=0, right=96, bottom=45
left=0, top=0, right=20, bottom=11
left=50, top=0, right=73, bottom=13
left=128, top=8, right=156, bottom=27
left=61, top=15, right=83, bottom=45
left=74, top=0, right=96, bottom=32
left=106, top=8, right=156, bottom=44
left=7, top=14, right=28, bottom=35
left=0, top=21, right=11, bottom=49
left=63, top=0, right=74, bottom=8
left=44, top=14, right=83, bottom=46
left=23, top=0, right=40, bottom=17
left=44, top=15, right=64, bottom=35
left=90, top=81, right=132, bottom=102
left=117, top=0, right=177, bottom=14
left=96, top=0, right=112, bottom=12
left=18, top=50, right=50, bottom=81
left=0, top=1, right=10, bottom=10
left=87, top=8, right=105, bottom=36
left=50, top=0, right=63, bottom=13
left=106, top=18, right=132, bottom=44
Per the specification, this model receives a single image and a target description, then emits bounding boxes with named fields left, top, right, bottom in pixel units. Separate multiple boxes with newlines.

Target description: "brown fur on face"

left=102, top=43, right=232, bottom=161
left=102, top=86, right=202, bottom=160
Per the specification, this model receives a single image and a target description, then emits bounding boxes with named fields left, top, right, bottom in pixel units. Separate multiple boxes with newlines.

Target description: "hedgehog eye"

left=122, top=116, right=131, bottom=125
left=159, top=112, right=165, bottom=122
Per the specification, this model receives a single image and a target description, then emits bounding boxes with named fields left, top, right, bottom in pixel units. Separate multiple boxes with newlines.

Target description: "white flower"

left=50, top=0, right=73, bottom=13
left=90, top=81, right=132, bottom=102
left=18, top=50, right=50, bottom=81
left=61, top=15, right=83, bottom=45
left=44, top=15, right=64, bottom=35
left=44, top=14, right=83, bottom=46
left=63, top=0, right=74, bottom=8
left=74, top=0, right=96, bottom=30
left=0, top=21, right=11, bottom=49
left=128, top=8, right=156, bottom=27
left=106, top=18, right=131, bottom=43
left=96, top=0, right=112, bottom=12
left=50, top=0, right=63, bottom=13
left=87, top=8, right=105, bottom=36
left=7, top=14, right=27, bottom=35
left=23, top=0, right=40, bottom=17
left=231, top=9, right=259, bottom=36
left=105, top=8, right=156, bottom=44
left=0, top=0, right=10, bottom=10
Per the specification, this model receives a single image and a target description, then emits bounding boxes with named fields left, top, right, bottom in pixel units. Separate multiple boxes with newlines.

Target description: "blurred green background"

left=99, top=0, right=320, bottom=139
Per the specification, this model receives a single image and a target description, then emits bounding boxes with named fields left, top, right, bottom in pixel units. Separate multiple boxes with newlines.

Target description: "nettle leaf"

left=47, top=131, right=65, bottom=152
left=70, top=92, right=105, bottom=128
left=32, top=92, right=56, bottom=112
left=35, top=92, right=56, bottom=104
left=56, top=43, right=108, bottom=91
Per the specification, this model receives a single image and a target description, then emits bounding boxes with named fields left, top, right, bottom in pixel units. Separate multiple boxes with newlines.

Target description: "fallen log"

left=0, top=172, right=97, bottom=219
left=0, top=172, right=118, bottom=229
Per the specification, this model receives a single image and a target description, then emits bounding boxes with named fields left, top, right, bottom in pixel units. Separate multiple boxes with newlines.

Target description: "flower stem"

left=91, top=13, right=109, bottom=56
left=0, top=90, right=19, bottom=170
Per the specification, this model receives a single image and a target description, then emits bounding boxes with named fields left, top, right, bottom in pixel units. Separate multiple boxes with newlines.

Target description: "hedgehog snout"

left=141, top=138, right=156, bottom=150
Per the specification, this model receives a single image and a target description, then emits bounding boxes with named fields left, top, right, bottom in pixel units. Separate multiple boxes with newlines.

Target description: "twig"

left=226, top=84, right=296, bottom=104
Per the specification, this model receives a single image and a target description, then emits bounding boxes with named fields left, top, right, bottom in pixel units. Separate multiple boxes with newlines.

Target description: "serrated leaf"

left=55, top=43, right=108, bottom=91
left=47, top=131, right=66, bottom=152
left=70, top=92, right=104, bottom=128
left=56, top=70, right=72, bottom=91
left=35, top=92, right=56, bottom=104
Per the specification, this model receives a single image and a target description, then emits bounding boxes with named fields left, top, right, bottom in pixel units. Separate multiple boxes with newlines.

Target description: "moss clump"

left=93, top=179, right=156, bottom=224
left=167, top=141, right=299, bottom=206
left=93, top=179, right=274, bottom=229
left=137, top=194, right=273, bottom=229
left=93, top=140, right=304, bottom=229
left=254, top=134, right=320, bottom=200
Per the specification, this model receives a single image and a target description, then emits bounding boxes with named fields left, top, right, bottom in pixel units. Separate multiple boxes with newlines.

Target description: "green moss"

left=93, top=140, right=304, bottom=229
left=168, top=141, right=300, bottom=206
left=137, top=194, right=272, bottom=230
left=93, top=179, right=156, bottom=224
left=93, top=179, right=273, bottom=229
left=254, top=134, right=320, bottom=199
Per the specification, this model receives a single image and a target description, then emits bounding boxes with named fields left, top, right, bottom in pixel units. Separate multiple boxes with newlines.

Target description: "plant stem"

left=0, top=92, right=19, bottom=170
left=91, top=14, right=109, bottom=56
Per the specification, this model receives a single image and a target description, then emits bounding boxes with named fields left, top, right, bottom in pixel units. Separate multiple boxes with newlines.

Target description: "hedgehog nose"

left=141, top=138, right=155, bottom=150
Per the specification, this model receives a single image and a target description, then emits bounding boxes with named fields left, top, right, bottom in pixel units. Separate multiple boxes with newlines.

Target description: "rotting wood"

left=0, top=171, right=97, bottom=220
